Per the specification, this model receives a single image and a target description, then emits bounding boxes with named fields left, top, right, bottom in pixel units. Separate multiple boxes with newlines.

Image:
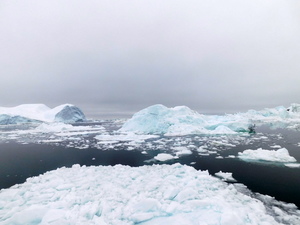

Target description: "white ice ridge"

left=119, top=103, right=300, bottom=135
left=1, top=164, right=300, bottom=225
left=238, top=148, right=297, bottom=163
left=0, top=104, right=86, bottom=124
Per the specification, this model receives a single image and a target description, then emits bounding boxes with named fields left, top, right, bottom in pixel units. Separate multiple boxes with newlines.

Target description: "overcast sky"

left=1, top=0, right=300, bottom=119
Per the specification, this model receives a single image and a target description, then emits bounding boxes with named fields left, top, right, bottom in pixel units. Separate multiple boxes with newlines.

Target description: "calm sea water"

left=0, top=125, right=300, bottom=208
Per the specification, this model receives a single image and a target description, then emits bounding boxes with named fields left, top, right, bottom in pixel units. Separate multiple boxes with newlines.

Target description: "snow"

left=119, top=103, right=300, bottom=135
left=238, top=148, right=297, bottom=163
left=0, top=104, right=86, bottom=124
left=1, top=164, right=299, bottom=225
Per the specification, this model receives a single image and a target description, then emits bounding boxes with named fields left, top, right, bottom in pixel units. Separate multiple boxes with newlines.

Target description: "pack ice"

left=0, top=104, right=86, bottom=124
left=119, top=104, right=300, bottom=135
left=1, top=164, right=299, bottom=225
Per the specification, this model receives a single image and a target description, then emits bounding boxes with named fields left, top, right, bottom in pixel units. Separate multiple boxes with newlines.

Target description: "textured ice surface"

left=0, top=104, right=86, bottom=124
left=120, top=104, right=300, bottom=135
left=238, top=148, right=297, bottom=164
left=1, top=164, right=299, bottom=225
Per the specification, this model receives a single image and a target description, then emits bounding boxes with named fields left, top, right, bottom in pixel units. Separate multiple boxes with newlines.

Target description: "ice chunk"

left=1, top=164, right=299, bottom=225
left=95, top=133, right=158, bottom=142
left=154, top=153, right=175, bottom=161
left=215, top=171, right=237, bottom=182
left=238, top=148, right=297, bottom=163
left=284, top=163, right=300, bottom=168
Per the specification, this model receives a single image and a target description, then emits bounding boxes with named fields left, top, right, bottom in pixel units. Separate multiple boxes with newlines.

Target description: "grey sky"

left=1, top=0, right=300, bottom=119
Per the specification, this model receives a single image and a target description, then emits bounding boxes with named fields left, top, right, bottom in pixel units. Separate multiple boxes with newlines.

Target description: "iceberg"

left=0, top=104, right=86, bottom=124
left=54, top=105, right=86, bottom=123
left=119, top=104, right=248, bottom=135
left=119, top=104, right=300, bottom=135
left=238, top=148, right=297, bottom=163
left=0, top=114, right=40, bottom=125
left=1, top=164, right=299, bottom=225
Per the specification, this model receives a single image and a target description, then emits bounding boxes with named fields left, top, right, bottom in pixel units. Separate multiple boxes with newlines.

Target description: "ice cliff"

left=120, top=104, right=300, bottom=135
left=0, top=104, right=86, bottom=124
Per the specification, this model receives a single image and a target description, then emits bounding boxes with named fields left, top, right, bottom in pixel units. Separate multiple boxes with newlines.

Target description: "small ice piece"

left=270, top=145, right=281, bottom=149
left=215, top=171, right=237, bottom=182
left=154, top=153, right=175, bottom=161
left=284, top=163, right=300, bottom=168
left=173, top=147, right=192, bottom=157
left=216, top=156, right=224, bottom=159
left=95, top=133, right=158, bottom=142
left=92, top=158, right=96, bottom=160
left=238, top=148, right=297, bottom=163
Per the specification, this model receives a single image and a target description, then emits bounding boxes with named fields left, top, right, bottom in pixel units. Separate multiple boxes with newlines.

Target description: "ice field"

left=1, top=104, right=300, bottom=224
left=1, top=164, right=300, bottom=225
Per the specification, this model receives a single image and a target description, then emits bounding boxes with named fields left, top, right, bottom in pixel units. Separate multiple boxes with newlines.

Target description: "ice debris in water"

left=238, top=148, right=297, bottom=164
left=119, top=103, right=300, bottom=135
left=1, top=164, right=300, bottom=225
left=154, top=153, right=176, bottom=161
left=214, top=171, right=237, bottom=182
left=0, top=104, right=86, bottom=124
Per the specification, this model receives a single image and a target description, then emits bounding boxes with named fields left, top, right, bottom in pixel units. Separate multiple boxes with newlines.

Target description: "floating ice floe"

left=215, top=171, right=237, bottom=182
left=1, top=164, right=299, bottom=225
left=119, top=103, right=300, bottom=136
left=154, top=153, right=176, bottom=161
left=238, top=148, right=297, bottom=165
left=0, top=104, right=86, bottom=124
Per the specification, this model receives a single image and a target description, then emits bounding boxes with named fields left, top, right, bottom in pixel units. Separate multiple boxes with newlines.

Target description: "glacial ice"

left=238, top=148, right=297, bottom=164
left=1, top=164, right=299, bottom=225
left=119, top=104, right=300, bottom=135
left=0, top=104, right=86, bottom=124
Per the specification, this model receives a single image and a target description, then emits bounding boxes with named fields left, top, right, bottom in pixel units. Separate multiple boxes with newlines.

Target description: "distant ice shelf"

left=119, top=103, right=300, bottom=135
left=0, top=104, right=86, bottom=124
left=0, top=164, right=299, bottom=225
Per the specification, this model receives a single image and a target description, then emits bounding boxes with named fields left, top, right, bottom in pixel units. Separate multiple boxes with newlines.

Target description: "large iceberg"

left=1, top=164, right=299, bottom=225
left=0, top=104, right=86, bottom=124
left=119, top=104, right=249, bottom=135
left=119, top=104, right=300, bottom=135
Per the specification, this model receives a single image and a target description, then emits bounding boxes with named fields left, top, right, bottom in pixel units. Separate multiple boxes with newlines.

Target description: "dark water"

left=1, top=125, right=300, bottom=209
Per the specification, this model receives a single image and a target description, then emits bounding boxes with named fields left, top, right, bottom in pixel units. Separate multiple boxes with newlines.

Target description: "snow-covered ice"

left=0, top=104, right=86, bottom=124
left=1, top=164, right=299, bottom=225
left=238, top=148, right=297, bottom=164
